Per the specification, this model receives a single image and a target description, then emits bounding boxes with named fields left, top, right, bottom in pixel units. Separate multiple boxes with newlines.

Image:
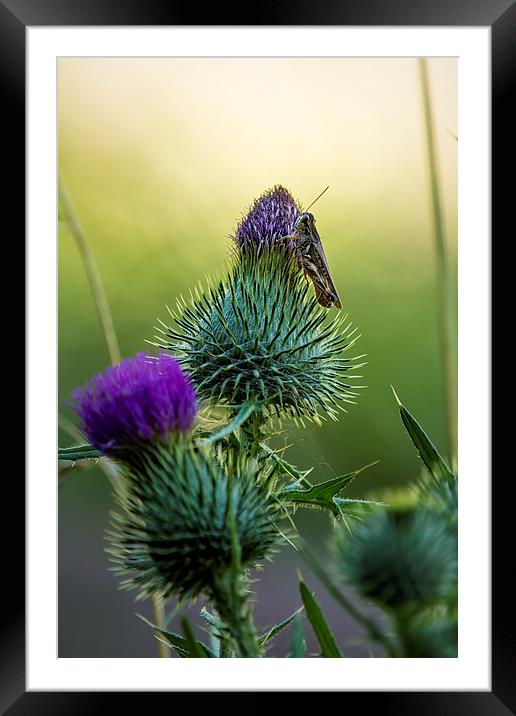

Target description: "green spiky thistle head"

left=155, top=190, right=363, bottom=423
left=334, top=507, right=457, bottom=611
left=107, top=443, right=282, bottom=601
left=396, top=613, right=458, bottom=658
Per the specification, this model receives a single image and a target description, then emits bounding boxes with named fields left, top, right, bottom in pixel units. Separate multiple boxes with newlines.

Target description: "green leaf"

left=288, top=614, right=306, bottom=658
left=157, top=633, right=191, bottom=659
left=333, top=497, right=385, bottom=518
left=181, top=617, right=209, bottom=658
left=58, top=443, right=101, bottom=461
left=391, top=387, right=455, bottom=485
left=258, top=606, right=304, bottom=649
left=137, top=614, right=215, bottom=658
left=280, top=461, right=379, bottom=516
left=299, top=578, right=342, bottom=657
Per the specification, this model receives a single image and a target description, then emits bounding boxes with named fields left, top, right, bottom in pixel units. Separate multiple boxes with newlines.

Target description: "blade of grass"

left=58, top=176, right=168, bottom=656
left=151, top=595, right=170, bottom=658
left=418, top=58, right=457, bottom=466
left=58, top=175, right=121, bottom=366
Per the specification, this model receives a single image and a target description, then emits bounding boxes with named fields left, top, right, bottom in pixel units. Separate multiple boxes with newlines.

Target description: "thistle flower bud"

left=397, top=614, right=458, bottom=658
left=334, top=508, right=457, bottom=610
left=158, top=247, right=362, bottom=423
left=107, top=444, right=281, bottom=601
left=233, top=185, right=300, bottom=253
left=70, top=352, right=197, bottom=455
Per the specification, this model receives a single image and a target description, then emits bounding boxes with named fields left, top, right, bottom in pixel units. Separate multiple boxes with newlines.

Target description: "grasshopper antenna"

left=305, top=185, right=330, bottom=212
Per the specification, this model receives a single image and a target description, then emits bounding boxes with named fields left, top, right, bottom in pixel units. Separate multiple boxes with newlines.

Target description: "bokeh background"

left=58, top=58, right=457, bottom=657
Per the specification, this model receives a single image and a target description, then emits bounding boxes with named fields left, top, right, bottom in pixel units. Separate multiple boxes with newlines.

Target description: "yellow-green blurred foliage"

left=58, top=58, right=457, bottom=496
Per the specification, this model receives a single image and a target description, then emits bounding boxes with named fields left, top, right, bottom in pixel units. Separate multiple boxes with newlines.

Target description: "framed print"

left=4, top=0, right=508, bottom=710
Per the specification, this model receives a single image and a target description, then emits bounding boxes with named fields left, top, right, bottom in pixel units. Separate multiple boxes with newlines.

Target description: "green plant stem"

left=211, top=576, right=261, bottom=658
left=418, top=59, right=457, bottom=465
left=392, top=611, right=410, bottom=658
left=219, top=638, right=235, bottom=658
left=210, top=502, right=261, bottom=658
left=239, top=410, right=267, bottom=457
left=59, top=176, right=169, bottom=656
left=152, top=595, right=170, bottom=658
left=58, top=175, right=121, bottom=366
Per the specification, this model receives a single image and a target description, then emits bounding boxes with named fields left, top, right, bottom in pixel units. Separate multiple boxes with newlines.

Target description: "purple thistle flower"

left=70, top=353, right=197, bottom=453
left=234, top=185, right=301, bottom=251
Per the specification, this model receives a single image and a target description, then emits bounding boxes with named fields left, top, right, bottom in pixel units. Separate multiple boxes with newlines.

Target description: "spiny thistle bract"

left=70, top=352, right=197, bottom=455
left=155, top=186, right=363, bottom=422
left=334, top=507, right=457, bottom=610
left=107, top=444, right=281, bottom=601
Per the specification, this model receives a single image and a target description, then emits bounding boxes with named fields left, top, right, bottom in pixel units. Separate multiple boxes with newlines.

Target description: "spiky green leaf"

left=137, top=613, right=216, bottom=658
left=58, top=443, right=101, bottom=461
left=280, top=462, right=379, bottom=516
left=258, top=606, right=304, bottom=649
left=333, top=497, right=385, bottom=518
left=299, top=579, right=342, bottom=657
left=181, top=617, right=209, bottom=658
left=392, top=387, right=455, bottom=485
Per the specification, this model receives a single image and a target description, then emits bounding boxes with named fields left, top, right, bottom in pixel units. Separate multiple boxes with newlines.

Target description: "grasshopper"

left=282, top=187, right=342, bottom=309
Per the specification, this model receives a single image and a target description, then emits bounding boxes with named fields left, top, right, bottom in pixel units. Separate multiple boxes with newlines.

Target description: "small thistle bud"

left=334, top=508, right=457, bottom=610
left=70, top=352, right=197, bottom=455
left=234, top=185, right=300, bottom=253
left=107, top=444, right=281, bottom=602
left=157, top=187, right=362, bottom=422
left=397, top=614, right=458, bottom=658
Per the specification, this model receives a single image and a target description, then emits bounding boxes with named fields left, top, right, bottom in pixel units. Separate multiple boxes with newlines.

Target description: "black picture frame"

left=4, top=0, right=507, bottom=711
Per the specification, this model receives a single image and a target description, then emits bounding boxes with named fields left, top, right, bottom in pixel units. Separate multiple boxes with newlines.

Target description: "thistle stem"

left=211, top=575, right=261, bottom=658
left=418, top=59, right=457, bottom=465
left=210, top=501, right=261, bottom=658
left=59, top=176, right=168, bottom=656
left=239, top=410, right=267, bottom=457
left=392, top=610, right=412, bottom=658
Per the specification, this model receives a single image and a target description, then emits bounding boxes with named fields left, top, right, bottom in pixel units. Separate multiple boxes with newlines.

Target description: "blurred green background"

left=58, top=58, right=457, bottom=657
